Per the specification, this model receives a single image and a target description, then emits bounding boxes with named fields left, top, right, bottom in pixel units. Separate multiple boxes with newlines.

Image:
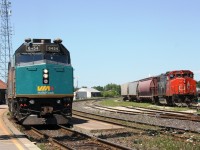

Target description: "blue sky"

left=11, top=0, right=200, bottom=87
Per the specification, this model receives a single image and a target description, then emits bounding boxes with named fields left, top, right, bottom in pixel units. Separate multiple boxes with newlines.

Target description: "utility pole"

left=0, top=0, right=12, bottom=82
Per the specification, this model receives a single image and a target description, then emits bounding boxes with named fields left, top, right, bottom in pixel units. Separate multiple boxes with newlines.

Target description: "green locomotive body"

left=7, top=38, right=74, bottom=125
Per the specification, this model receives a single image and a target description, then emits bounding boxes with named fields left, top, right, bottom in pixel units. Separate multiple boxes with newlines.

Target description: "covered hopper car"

left=7, top=38, right=74, bottom=125
left=121, top=70, right=197, bottom=106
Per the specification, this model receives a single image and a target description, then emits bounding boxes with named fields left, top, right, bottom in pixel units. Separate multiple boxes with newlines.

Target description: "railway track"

left=75, top=99, right=200, bottom=122
left=73, top=100, right=200, bottom=133
left=28, top=125, right=132, bottom=150
left=87, top=102, right=200, bottom=122
left=72, top=109, right=200, bottom=143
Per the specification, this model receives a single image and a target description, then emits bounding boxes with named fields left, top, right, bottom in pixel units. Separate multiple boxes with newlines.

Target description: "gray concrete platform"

left=0, top=105, right=40, bottom=150
left=72, top=116, right=124, bottom=134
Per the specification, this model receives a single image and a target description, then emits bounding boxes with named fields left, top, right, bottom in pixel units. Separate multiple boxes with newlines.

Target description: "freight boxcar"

left=121, top=82, right=129, bottom=100
left=128, top=81, right=139, bottom=101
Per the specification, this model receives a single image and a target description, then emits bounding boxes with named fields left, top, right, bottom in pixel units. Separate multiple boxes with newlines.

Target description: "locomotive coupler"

left=41, top=106, right=53, bottom=116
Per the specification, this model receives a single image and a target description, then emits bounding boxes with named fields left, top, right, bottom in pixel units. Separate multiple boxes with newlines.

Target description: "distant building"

left=75, top=88, right=101, bottom=99
left=0, top=80, right=6, bottom=104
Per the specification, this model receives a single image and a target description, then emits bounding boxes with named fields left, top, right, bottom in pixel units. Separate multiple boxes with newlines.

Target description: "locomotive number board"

left=26, top=44, right=41, bottom=52
left=26, top=44, right=60, bottom=52
left=46, top=45, right=60, bottom=52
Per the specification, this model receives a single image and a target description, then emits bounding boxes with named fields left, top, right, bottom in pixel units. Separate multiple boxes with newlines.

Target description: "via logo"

left=37, top=86, right=54, bottom=91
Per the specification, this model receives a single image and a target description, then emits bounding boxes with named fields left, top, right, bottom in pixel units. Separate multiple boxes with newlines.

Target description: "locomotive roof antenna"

left=0, top=0, right=13, bottom=82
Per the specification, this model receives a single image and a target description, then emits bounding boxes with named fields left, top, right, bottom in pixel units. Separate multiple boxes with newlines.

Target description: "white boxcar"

left=121, top=82, right=129, bottom=96
left=128, top=81, right=139, bottom=99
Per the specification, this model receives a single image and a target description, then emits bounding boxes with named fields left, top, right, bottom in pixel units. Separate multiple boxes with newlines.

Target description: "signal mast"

left=0, top=0, right=12, bottom=82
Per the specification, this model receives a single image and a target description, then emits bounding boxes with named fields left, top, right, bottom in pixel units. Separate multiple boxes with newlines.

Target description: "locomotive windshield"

left=45, top=53, right=69, bottom=64
left=15, top=40, right=71, bottom=65
left=16, top=52, right=70, bottom=64
left=168, top=72, right=193, bottom=80
left=16, top=53, right=43, bottom=63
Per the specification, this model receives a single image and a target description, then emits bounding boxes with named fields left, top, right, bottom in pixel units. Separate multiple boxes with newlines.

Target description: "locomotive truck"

left=7, top=38, right=74, bottom=125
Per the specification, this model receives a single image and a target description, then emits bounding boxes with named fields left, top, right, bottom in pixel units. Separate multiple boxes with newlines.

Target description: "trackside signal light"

left=43, top=69, right=49, bottom=84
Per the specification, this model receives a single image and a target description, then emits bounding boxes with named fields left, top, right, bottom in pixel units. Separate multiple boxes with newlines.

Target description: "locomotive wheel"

left=185, top=97, right=191, bottom=106
left=166, top=98, right=170, bottom=105
left=171, top=96, right=176, bottom=106
left=152, top=97, right=160, bottom=105
left=166, top=97, right=175, bottom=106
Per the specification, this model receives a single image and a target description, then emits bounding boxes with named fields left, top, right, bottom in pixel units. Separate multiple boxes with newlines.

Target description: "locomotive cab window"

left=16, top=53, right=43, bottom=64
left=176, top=74, right=181, bottom=78
left=183, top=74, right=188, bottom=77
left=44, top=53, right=70, bottom=64
left=170, top=74, right=174, bottom=79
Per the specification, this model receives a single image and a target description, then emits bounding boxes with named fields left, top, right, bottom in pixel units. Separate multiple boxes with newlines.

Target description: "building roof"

left=76, top=88, right=100, bottom=93
left=0, top=80, right=6, bottom=89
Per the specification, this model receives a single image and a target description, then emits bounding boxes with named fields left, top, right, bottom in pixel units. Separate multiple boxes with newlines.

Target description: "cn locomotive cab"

left=165, top=70, right=196, bottom=105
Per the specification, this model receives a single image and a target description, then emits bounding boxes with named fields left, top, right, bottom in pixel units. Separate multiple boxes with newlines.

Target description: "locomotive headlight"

left=43, top=74, right=48, bottom=78
left=29, top=99, right=35, bottom=104
left=43, top=69, right=48, bottom=73
left=43, top=69, right=49, bottom=84
left=57, top=99, right=61, bottom=104
left=43, top=79, right=48, bottom=84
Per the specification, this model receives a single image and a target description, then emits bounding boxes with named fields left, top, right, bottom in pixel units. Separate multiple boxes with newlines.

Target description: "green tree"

left=197, top=81, right=200, bottom=88
left=104, top=83, right=121, bottom=95
left=92, top=86, right=104, bottom=91
left=102, top=90, right=117, bottom=97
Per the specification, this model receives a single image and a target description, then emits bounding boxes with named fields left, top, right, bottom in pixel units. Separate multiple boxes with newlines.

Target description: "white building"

left=75, top=88, right=101, bottom=99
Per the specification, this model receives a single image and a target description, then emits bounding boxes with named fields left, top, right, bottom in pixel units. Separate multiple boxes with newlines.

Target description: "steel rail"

left=31, top=126, right=132, bottom=150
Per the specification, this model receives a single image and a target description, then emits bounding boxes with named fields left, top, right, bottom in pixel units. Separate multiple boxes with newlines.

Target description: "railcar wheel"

left=123, top=96, right=128, bottom=101
left=152, top=97, right=160, bottom=105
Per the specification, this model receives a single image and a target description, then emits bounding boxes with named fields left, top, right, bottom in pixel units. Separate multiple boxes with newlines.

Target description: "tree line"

left=93, top=83, right=121, bottom=97
left=197, top=81, right=200, bottom=88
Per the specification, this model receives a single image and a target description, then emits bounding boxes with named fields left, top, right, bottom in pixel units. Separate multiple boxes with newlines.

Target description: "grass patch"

left=37, top=143, right=47, bottom=150
left=7, top=112, right=10, bottom=116
left=100, top=99, right=152, bottom=108
left=100, top=99, right=196, bottom=112
left=137, top=136, right=200, bottom=150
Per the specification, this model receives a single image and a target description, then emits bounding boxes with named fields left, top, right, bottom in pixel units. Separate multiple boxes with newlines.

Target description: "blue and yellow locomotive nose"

left=14, top=38, right=74, bottom=99
left=16, top=64, right=73, bottom=98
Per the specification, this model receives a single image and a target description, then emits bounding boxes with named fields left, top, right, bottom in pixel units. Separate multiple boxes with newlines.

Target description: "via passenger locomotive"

left=7, top=38, right=74, bottom=125
left=121, top=70, right=197, bottom=106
